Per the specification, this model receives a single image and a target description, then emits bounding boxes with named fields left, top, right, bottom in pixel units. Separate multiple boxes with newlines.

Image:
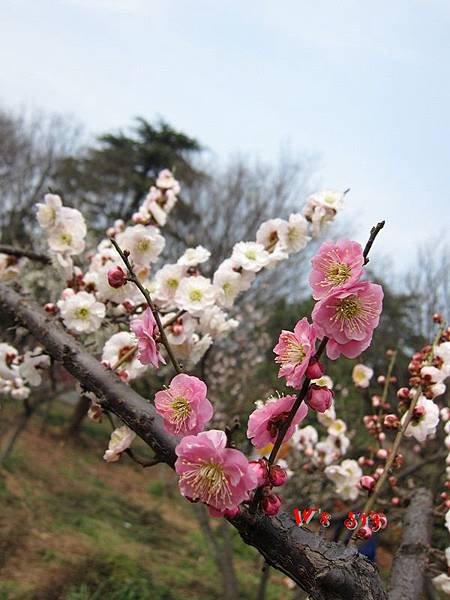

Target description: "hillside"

left=0, top=402, right=290, bottom=600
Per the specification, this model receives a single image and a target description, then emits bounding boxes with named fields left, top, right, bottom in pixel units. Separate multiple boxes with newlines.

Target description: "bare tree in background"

left=405, top=238, right=450, bottom=339
left=0, top=108, right=81, bottom=246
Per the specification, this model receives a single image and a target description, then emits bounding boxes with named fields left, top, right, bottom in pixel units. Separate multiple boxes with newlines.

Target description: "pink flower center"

left=331, top=295, right=378, bottom=335
left=276, top=334, right=306, bottom=366
left=170, top=395, right=191, bottom=431
left=325, top=261, right=351, bottom=286
left=180, top=460, right=232, bottom=505
left=267, top=411, right=291, bottom=438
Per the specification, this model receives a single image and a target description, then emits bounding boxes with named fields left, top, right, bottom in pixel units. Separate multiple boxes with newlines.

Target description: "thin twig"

left=125, top=448, right=162, bottom=468
left=110, top=237, right=182, bottom=374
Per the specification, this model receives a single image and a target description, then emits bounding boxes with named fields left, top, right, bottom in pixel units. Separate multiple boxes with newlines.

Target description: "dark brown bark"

left=388, top=487, right=434, bottom=600
left=0, top=245, right=50, bottom=264
left=0, top=282, right=388, bottom=600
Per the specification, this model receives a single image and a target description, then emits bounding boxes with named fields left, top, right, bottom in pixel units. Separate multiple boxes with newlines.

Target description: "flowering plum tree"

left=0, top=172, right=449, bottom=600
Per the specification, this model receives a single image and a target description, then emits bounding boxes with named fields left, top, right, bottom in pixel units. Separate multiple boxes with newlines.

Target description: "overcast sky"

left=2, top=0, right=449, bottom=270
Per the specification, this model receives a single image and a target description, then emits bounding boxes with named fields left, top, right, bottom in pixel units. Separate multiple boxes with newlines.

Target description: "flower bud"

left=44, top=302, right=57, bottom=314
left=384, top=414, right=400, bottom=429
left=269, top=464, right=288, bottom=487
left=391, top=496, right=401, bottom=506
left=433, top=313, right=443, bottom=324
left=261, top=492, right=282, bottom=516
left=412, top=405, right=425, bottom=419
left=397, top=387, right=410, bottom=400
left=306, top=358, right=325, bottom=380
left=359, top=475, right=376, bottom=492
left=307, top=385, right=333, bottom=413
left=248, top=459, right=268, bottom=488
left=108, top=266, right=127, bottom=289
left=376, top=448, right=388, bottom=460
left=388, top=475, right=397, bottom=487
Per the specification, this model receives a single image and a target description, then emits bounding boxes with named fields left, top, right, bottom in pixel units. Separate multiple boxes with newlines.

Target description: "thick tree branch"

left=0, top=244, right=51, bottom=264
left=0, top=282, right=387, bottom=600
left=388, top=487, right=434, bottom=600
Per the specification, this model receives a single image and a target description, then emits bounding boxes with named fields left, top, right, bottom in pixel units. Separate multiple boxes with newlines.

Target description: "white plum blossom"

left=403, top=396, right=440, bottom=442
left=154, top=264, right=186, bottom=307
left=256, top=218, right=288, bottom=250
left=231, top=242, right=270, bottom=273
left=278, top=213, right=310, bottom=253
left=102, top=332, right=146, bottom=380
left=291, top=425, right=318, bottom=450
left=36, top=194, right=63, bottom=229
left=327, top=419, right=347, bottom=438
left=172, top=333, right=213, bottom=368
left=199, top=306, right=239, bottom=338
left=19, top=350, right=51, bottom=386
left=324, top=459, right=362, bottom=501
left=156, top=169, right=180, bottom=193
left=433, top=573, right=450, bottom=595
left=312, top=375, right=334, bottom=390
left=436, top=342, right=450, bottom=375
left=0, top=343, right=19, bottom=380
left=303, top=189, right=345, bottom=237
left=174, top=275, right=215, bottom=316
left=47, top=219, right=85, bottom=257
left=163, top=312, right=196, bottom=346
left=117, top=224, right=165, bottom=266
left=57, top=291, right=105, bottom=333
left=446, top=509, right=450, bottom=534
left=352, top=364, right=374, bottom=388
left=213, top=261, right=254, bottom=308
left=103, top=425, right=136, bottom=462
left=313, top=439, right=337, bottom=466
left=177, top=246, right=211, bottom=267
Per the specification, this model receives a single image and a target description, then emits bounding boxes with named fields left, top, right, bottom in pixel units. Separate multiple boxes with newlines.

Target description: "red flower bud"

left=269, top=464, right=288, bottom=487
left=433, top=313, right=443, bottom=324
left=376, top=448, right=388, bottom=460
left=305, top=358, right=325, bottom=380
left=391, top=497, right=401, bottom=506
left=108, top=266, right=127, bottom=288
left=397, top=387, right=410, bottom=400
left=359, top=475, right=376, bottom=492
left=307, top=385, right=333, bottom=413
left=384, top=414, right=400, bottom=429
left=261, top=492, right=282, bottom=516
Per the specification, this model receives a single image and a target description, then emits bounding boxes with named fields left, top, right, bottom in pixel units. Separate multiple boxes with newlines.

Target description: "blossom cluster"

left=0, top=343, right=50, bottom=400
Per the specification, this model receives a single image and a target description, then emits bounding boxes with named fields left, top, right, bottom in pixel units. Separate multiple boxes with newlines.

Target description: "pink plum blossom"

left=273, top=318, right=316, bottom=388
left=154, top=374, right=213, bottom=436
left=312, top=281, right=383, bottom=360
left=309, top=240, right=364, bottom=300
left=130, top=308, right=165, bottom=368
left=175, top=430, right=257, bottom=514
left=247, top=395, right=308, bottom=448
